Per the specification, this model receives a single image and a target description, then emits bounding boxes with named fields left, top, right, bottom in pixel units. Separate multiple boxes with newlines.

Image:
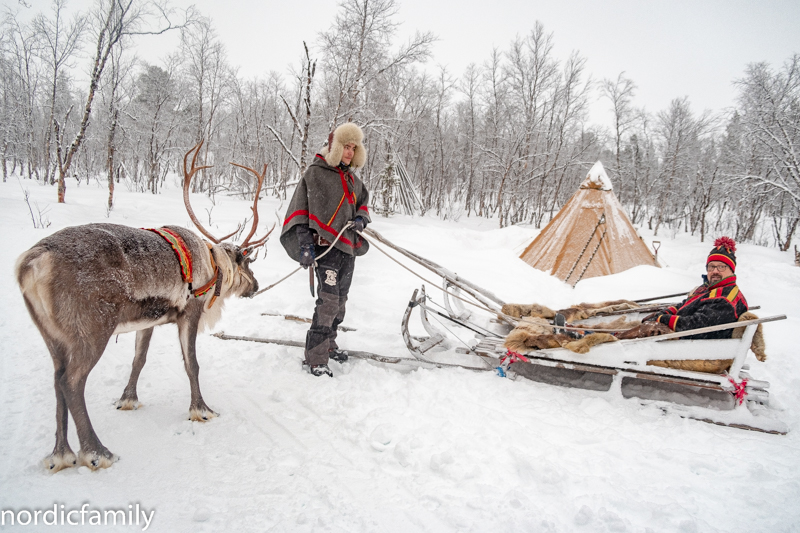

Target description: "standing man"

left=280, top=123, right=371, bottom=376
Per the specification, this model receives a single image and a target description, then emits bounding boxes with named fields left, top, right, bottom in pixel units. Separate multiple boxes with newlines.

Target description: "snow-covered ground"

left=1, top=175, right=799, bottom=533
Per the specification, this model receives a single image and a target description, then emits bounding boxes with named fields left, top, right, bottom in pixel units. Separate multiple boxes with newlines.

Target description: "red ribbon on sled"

left=727, top=376, right=748, bottom=405
left=501, top=350, right=530, bottom=365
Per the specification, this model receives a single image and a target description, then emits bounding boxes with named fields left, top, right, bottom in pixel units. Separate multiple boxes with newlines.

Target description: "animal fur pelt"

left=732, top=311, right=767, bottom=362
left=500, top=299, right=639, bottom=322
left=615, top=322, right=672, bottom=340
left=563, top=333, right=618, bottom=354
left=646, top=358, right=733, bottom=374
left=557, top=300, right=640, bottom=322
left=504, top=317, right=567, bottom=351
left=575, top=299, right=640, bottom=310
left=500, top=303, right=556, bottom=319
left=503, top=317, right=618, bottom=354
left=504, top=317, right=552, bottom=343
left=573, top=316, right=641, bottom=332
left=647, top=311, right=766, bottom=374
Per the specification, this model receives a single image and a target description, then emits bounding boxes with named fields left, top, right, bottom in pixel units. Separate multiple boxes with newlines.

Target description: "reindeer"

left=15, top=143, right=272, bottom=472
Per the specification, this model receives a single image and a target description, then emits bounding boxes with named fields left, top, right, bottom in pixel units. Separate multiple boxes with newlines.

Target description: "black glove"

left=641, top=312, right=659, bottom=322
left=351, top=216, right=366, bottom=233
left=299, top=244, right=315, bottom=269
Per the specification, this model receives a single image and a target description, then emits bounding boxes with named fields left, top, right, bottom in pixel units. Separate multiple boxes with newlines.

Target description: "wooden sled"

left=479, top=315, right=788, bottom=434
left=365, top=229, right=787, bottom=435
left=401, top=284, right=788, bottom=434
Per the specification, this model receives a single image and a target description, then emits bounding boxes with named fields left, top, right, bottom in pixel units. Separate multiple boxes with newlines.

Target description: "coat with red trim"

left=280, top=154, right=371, bottom=261
left=656, top=276, right=748, bottom=339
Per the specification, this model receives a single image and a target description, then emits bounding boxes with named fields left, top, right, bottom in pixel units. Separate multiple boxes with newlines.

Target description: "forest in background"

left=1, top=0, right=798, bottom=249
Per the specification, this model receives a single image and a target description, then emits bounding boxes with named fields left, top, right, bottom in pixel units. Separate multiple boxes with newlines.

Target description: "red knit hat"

left=707, top=237, right=737, bottom=272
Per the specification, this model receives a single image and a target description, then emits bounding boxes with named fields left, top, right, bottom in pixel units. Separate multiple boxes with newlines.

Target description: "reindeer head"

left=182, top=142, right=274, bottom=299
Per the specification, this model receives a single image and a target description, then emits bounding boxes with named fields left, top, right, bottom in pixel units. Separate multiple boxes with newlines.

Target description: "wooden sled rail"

left=625, top=314, right=786, bottom=344
left=591, top=304, right=760, bottom=318
left=633, top=291, right=690, bottom=303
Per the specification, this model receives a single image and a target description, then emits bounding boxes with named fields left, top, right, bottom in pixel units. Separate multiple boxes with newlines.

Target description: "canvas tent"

left=519, top=161, right=658, bottom=285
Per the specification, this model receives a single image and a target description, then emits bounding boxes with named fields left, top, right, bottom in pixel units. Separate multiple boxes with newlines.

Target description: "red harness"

left=146, top=227, right=222, bottom=307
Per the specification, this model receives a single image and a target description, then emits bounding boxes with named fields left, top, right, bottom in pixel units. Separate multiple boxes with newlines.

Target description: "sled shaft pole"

left=212, top=332, right=304, bottom=348
left=633, top=292, right=690, bottom=304
left=626, top=314, right=786, bottom=343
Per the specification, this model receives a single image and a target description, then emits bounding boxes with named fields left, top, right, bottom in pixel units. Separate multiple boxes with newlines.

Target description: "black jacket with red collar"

left=656, top=275, right=748, bottom=339
left=280, top=155, right=371, bottom=261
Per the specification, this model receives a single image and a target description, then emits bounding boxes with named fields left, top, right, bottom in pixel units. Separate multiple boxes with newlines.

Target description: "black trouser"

left=304, top=246, right=355, bottom=366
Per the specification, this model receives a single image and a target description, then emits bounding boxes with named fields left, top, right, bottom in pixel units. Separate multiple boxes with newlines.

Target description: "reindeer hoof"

left=189, top=407, right=219, bottom=422
left=79, top=449, right=119, bottom=470
left=43, top=451, right=78, bottom=473
left=115, top=398, right=141, bottom=410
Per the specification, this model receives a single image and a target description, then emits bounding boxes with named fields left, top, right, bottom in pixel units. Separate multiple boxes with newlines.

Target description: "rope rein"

left=354, top=230, right=522, bottom=324
left=253, top=222, right=354, bottom=297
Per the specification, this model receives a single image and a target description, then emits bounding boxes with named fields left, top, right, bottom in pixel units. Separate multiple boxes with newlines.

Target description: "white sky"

left=8, top=0, right=800, bottom=127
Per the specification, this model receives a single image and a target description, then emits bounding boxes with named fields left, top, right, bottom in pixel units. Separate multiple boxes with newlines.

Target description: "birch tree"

left=601, top=72, right=637, bottom=203
left=2, top=11, right=42, bottom=180
left=733, top=56, right=800, bottom=248
left=33, top=0, right=84, bottom=185
left=317, top=0, right=434, bottom=127
left=55, top=0, right=192, bottom=203
left=179, top=15, right=232, bottom=192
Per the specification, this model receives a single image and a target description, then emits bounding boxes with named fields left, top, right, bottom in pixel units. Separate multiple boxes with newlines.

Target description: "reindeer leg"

left=21, top=295, right=78, bottom=472
left=45, top=348, right=77, bottom=472
left=61, top=340, right=118, bottom=470
left=178, top=304, right=218, bottom=421
left=116, top=328, right=154, bottom=410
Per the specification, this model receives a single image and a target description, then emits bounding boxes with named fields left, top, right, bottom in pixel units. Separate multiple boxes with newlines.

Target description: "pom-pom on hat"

left=320, top=122, right=366, bottom=169
left=707, top=237, right=737, bottom=272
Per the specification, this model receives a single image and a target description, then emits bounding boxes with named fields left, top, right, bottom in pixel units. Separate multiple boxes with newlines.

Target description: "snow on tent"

left=519, top=161, right=658, bottom=285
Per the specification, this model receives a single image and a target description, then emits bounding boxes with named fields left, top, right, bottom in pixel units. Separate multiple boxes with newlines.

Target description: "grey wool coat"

left=280, top=154, right=371, bottom=261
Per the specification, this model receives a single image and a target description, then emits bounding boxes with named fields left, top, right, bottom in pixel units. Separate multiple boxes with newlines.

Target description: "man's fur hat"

left=320, top=122, right=366, bottom=169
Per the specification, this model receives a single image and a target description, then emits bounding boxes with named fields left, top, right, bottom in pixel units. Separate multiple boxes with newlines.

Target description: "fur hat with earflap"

left=320, top=122, right=366, bottom=169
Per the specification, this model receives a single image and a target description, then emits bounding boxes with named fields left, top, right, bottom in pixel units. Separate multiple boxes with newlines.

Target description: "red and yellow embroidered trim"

left=146, top=228, right=221, bottom=307
left=146, top=228, right=193, bottom=283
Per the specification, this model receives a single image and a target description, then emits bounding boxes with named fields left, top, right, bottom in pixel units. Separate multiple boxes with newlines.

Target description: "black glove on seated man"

left=641, top=312, right=659, bottom=322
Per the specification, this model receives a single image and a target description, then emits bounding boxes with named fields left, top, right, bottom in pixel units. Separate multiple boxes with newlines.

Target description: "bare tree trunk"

left=56, top=1, right=127, bottom=203
left=107, top=106, right=118, bottom=210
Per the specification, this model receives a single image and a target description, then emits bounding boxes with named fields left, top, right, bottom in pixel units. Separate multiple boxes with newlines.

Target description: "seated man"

left=642, top=237, right=749, bottom=339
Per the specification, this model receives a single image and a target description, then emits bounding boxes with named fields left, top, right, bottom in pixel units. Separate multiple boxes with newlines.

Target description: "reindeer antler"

left=229, top=161, right=274, bottom=251
left=183, top=142, right=241, bottom=244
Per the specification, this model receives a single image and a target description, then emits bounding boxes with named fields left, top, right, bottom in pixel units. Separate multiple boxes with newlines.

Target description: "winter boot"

left=305, top=363, right=333, bottom=377
left=329, top=349, right=349, bottom=363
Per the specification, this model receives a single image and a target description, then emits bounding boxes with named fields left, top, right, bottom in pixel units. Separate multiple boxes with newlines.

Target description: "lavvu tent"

left=519, top=161, right=658, bottom=285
